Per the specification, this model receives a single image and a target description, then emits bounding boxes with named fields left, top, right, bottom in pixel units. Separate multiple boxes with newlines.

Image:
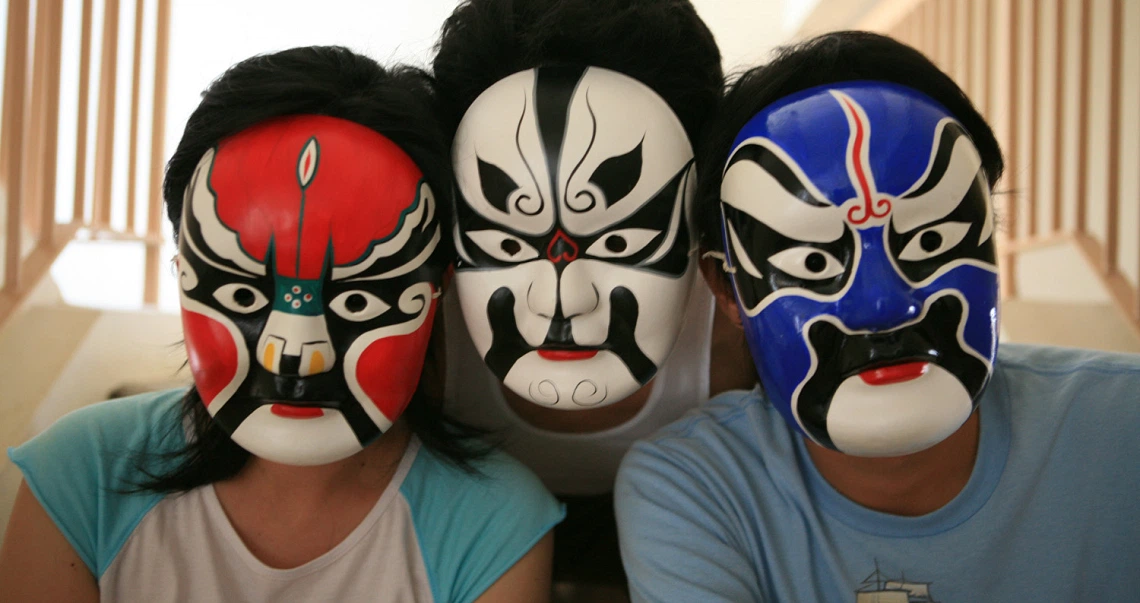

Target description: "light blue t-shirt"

left=615, top=344, right=1140, bottom=602
left=10, top=389, right=565, bottom=602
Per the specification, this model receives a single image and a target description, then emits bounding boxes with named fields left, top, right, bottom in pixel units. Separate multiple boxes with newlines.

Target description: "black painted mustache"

left=483, top=285, right=656, bottom=385
left=794, top=294, right=990, bottom=448
left=211, top=364, right=382, bottom=447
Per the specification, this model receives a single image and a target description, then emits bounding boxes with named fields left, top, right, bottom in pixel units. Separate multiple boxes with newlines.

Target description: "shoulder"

left=402, top=445, right=560, bottom=513
left=13, top=388, right=188, bottom=458
left=7, top=388, right=188, bottom=577
left=400, top=445, right=564, bottom=603
left=994, top=343, right=1140, bottom=450
left=997, top=342, right=1140, bottom=376
left=995, top=344, right=1140, bottom=412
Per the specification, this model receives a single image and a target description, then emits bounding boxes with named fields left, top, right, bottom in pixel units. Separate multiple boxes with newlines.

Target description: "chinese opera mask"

left=452, top=66, right=697, bottom=408
left=177, top=115, right=444, bottom=466
left=719, top=82, right=999, bottom=457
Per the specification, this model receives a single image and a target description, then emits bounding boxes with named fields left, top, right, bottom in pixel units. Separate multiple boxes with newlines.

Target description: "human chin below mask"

left=178, top=114, right=445, bottom=466
left=719, top=82, right=999, bottom=457
left=451, top=65, right=698, bottom=409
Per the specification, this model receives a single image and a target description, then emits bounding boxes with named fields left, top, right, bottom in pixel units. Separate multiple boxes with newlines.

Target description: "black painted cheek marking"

left=606, top=287, right=657, bottom=385
left=483, top=287, right=534, bottom=379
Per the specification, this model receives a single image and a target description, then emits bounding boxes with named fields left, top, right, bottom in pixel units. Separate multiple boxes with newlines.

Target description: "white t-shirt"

left=10, top=389, right=565, bottom=602
left=444, top=280, right=714, bottom=496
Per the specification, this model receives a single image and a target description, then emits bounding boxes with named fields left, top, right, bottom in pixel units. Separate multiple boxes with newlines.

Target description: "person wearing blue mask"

left=615, top=31, right=1140, bottom=602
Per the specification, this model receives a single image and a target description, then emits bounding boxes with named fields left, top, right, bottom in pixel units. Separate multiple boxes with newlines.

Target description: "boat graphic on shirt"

left=855, top=561, right=939, bottom=603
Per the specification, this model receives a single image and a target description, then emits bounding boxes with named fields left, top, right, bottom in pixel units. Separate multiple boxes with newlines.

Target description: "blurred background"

left=0, top=0, right=1137, bottom=541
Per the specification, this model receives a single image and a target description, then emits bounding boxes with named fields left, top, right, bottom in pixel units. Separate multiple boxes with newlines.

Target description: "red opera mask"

left=177, top=115, right=445, bottom=465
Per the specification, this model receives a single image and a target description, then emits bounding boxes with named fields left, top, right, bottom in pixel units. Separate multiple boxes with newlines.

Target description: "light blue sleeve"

left=6, top=389, right=186, bottom=578
left=615, top=423, right=765, bottom=603
left=402, top=447, right=565, bottom=603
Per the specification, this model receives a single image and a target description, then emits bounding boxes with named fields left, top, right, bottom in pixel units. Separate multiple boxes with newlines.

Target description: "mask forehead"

left=208, top=117, right=425, bottom=277
left=557, top=67, right=693, bottom=235
left=720, top=82, right=999, bottom=457
left=178, top=115, right=444, bottom=465
left=453, top=66, right=694, bottom=236
left=733, top=82, right=954, bottom=205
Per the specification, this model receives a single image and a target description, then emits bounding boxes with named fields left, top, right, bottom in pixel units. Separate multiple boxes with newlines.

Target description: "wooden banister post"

left=144, top=0, right=171, bottom=306
left=126, top=0, right=146, bottom=234
left=2, top=0, right=31, bottom=293
left=92, top=0, right=121, bottom=229
left=73, top=0, right=94, bottom=225
left=38, top=0, right=65, bottom=248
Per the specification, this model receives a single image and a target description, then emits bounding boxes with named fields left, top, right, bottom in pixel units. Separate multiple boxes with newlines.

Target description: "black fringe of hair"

left=134, top=45, right=493, bottom=493
left=695, top=31, right=1005, bottom=264
left=431, top=0, right=723, bottom=143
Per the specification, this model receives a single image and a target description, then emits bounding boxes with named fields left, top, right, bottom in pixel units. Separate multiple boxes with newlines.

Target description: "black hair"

left=696, top=31, right=1005, bottom=268
left=431, top=0, right=723, bottom=143
left=136, top=46, right=490, bottom=493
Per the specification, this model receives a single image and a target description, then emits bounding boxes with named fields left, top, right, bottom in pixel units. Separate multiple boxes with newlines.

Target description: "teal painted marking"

left=273, top=276, right=323, bottom=316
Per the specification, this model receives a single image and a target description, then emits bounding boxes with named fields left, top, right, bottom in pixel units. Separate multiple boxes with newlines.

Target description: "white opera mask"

left=452, top=66, right=697, bottom=408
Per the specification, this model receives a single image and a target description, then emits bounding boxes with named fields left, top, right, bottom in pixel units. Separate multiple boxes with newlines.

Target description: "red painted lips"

left=270, top=404, right=325, bottom=419
left=537, top=349, right=599, bottom=361
left=858, top=361, right=929, bottom=386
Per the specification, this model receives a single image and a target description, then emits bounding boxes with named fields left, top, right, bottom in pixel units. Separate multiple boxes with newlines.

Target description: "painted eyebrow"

left=331, top=183, right=434, bottom=281
left=182, top=229, right=259, bottom=280
left=892, top=120, right=985, bottom=234
left=720, top=138, right=846, bottom=244
left=342, top=226, right=441, bottom=283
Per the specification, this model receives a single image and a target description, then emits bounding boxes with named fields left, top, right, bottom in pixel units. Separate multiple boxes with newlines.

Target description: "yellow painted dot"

left=310, top=351, right=325, bottom=375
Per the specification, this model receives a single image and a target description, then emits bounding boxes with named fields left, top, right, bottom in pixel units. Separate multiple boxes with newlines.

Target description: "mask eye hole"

left=767, top=246, right=845, bottom=281
left=584, top=228, right=660, bottom=259
left=898, top=221, right=971, bottom=261
left=329, top=290, right=390, bottom=322
left=464, top=229, right=540, bottom=263
left=213, top=283, right=268, bottom=314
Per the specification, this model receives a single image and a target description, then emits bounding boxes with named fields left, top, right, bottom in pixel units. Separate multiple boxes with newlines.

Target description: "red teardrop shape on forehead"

left=546, top=229, right=579, bottom=263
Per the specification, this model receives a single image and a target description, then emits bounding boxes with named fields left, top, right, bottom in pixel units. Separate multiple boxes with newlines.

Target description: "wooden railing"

left=851, top=0, right=1140, bottom=337
left=0, top=0, right=171, bottom=327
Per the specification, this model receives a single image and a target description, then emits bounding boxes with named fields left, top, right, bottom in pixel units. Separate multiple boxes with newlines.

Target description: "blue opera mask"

left=719, top=82, right=998, bottom=457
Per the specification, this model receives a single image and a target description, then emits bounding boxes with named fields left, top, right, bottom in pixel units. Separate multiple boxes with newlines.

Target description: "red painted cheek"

left=354, top=303, right=437, bottom=423
left=181, top=310, right=241, bottom=407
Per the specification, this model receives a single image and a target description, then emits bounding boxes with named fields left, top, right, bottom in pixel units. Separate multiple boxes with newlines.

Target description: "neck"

left=804, top=409, right=981, bottom=516
left=501, top=380, right=654, bottom=433
left=223, top=419, right=412, bottom=510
